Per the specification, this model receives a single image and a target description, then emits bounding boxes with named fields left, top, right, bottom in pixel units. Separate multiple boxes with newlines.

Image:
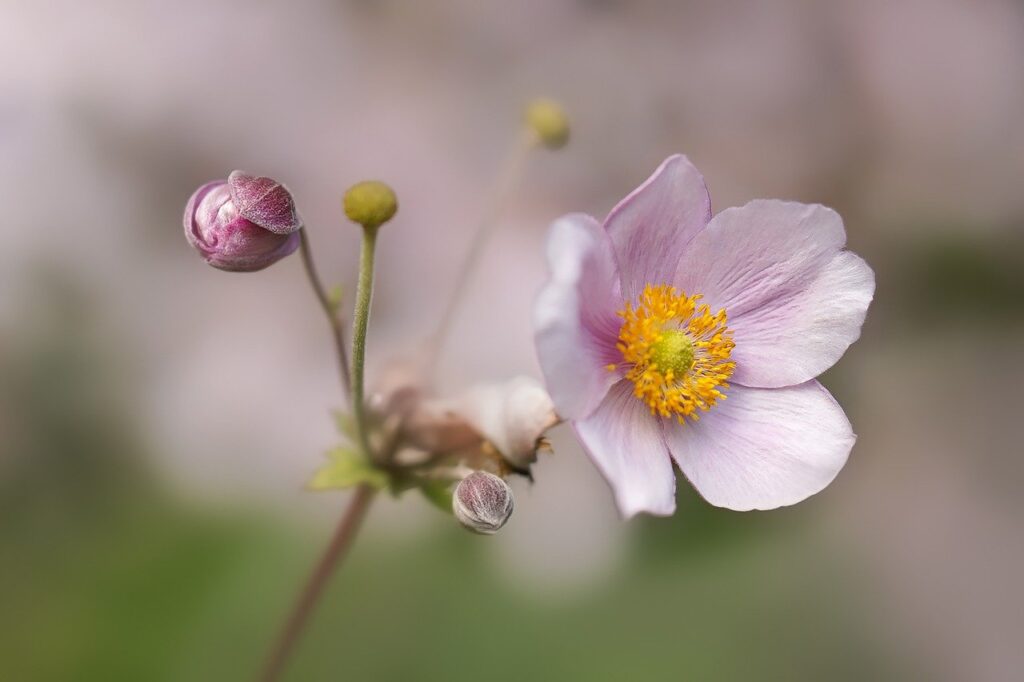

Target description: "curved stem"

left=299, top=229, right=352, bottom=399
left=258, top=484, right=376, bottom=682
left=427, top=130, right=538, bottom=368
left=350, top=225, right=379, bottom=461
left=258, top=225, right=384, bottom=682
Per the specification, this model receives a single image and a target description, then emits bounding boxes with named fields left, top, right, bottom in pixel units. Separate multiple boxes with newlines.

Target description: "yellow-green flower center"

left=610, top=284, right=736, bottom=423
left=649, top=330, right=695, bottom=377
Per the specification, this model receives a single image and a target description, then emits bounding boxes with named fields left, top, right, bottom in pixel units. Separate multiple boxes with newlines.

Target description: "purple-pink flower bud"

left=183, top=171, right=302, bottom=272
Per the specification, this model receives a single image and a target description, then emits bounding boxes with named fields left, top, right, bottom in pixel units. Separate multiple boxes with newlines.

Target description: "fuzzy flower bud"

left=524, top=98, right=570, bottom=150
left=343, top=181, right=398, bottom=229
left=183, top=171, right=302, bottom=272
left=453, top=471, right=514, bottom=535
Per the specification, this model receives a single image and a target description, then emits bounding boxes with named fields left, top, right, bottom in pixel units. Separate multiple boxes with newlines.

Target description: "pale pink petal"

left=575, top=380, right=676, bottom=518
left=665, top=382, right=854, bottom=511
left=674, top=201, right=873, bottom=388
left=534, top=214, right=623, bottom=421
left=729, top=251, right=874, bottom=386
left=604, top=155, right=711, bottom=301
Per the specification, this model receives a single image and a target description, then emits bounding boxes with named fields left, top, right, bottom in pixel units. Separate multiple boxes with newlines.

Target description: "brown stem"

left=258, top=484, right=376, bottom=682
left=299, top=229, right=352, bottom=398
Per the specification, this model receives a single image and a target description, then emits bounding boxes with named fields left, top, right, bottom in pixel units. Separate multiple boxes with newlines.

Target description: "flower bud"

left=453, top=471, right=514, bottom=535
left=183, top=171, right=302, bottom=272
left=343, top=181, right=398, bottom=229
left=524, top=98, right=570, bottom=150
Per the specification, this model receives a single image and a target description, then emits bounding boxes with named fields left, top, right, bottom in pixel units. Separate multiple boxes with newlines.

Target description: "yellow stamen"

left=611, top=284, right=735, bottom=423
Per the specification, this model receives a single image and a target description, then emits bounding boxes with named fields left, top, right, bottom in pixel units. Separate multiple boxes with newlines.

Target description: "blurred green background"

left=3, top=1, right=1023, bottom=680
left=0, top=287, right=910, bottom=680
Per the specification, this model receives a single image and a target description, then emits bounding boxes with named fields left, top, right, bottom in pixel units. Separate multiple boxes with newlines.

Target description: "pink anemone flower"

left=534, top=155, right=874, bottom=517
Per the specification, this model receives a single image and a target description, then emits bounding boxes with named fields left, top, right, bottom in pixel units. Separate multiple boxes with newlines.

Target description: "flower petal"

left=731, top=250, right=874, bottom=386
left=575, top=380, right=676, bottom=518
left=451, top=376, right=559, bottom=470
left=674, top=200, right=874, bottom=388
left=665, top=381, right=854, bottom=511
left=534, top=214, right=623, bottom=420
left=183, top=180, right=225, bottom=251
left=604, top=155, right=711, bottom=301
left=228, top=170, right=302, bottom=234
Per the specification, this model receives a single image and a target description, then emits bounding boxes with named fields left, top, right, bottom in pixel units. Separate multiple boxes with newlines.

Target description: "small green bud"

left=343, top=181, right=398, bottom=229
left=524, top=98, right=570, bottom=150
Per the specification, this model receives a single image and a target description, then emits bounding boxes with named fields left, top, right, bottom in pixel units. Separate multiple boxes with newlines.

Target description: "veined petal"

left=665, top=382, right=854, bottom=511
left=575, top=380, right=676, bottom=518
left=674, top=200, right=873, bottom=388
left=730, top=250, right=874, bottom=387
left=228, top=171, right=302, bottom=234
left=604, top=155, right=711, bottom=301
left=534, top=214, right=623, bottom=420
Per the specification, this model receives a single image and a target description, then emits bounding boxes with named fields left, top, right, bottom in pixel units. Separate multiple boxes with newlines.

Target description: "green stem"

left=298, top=229, right=351, bottom=399
left=257, top=226, right=382, bottom=682
left=350, top=225, right=379, bottom=460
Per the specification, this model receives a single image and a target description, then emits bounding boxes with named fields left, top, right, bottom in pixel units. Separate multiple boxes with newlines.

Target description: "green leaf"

left=307, top=447, right=389, bottom=491
left=331, top=410, right=359, bottom=441
left=419, top=480, right=454, bottom=514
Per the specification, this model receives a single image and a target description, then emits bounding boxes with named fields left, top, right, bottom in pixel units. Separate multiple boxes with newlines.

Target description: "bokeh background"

left=3, top=1, right=1023, bottom=680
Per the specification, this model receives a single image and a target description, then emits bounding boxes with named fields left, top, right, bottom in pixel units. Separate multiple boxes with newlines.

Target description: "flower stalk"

left=298, top=229, right=352, bottom=398
left=427, top=128, right=538, bottom=367
left=258, top=180, right=396, bottom=682
left=350, top=224, right=379, bottom=461
left=427, top=99, right=570, bottom=371
left=258, top=484, right=375, bottom=682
